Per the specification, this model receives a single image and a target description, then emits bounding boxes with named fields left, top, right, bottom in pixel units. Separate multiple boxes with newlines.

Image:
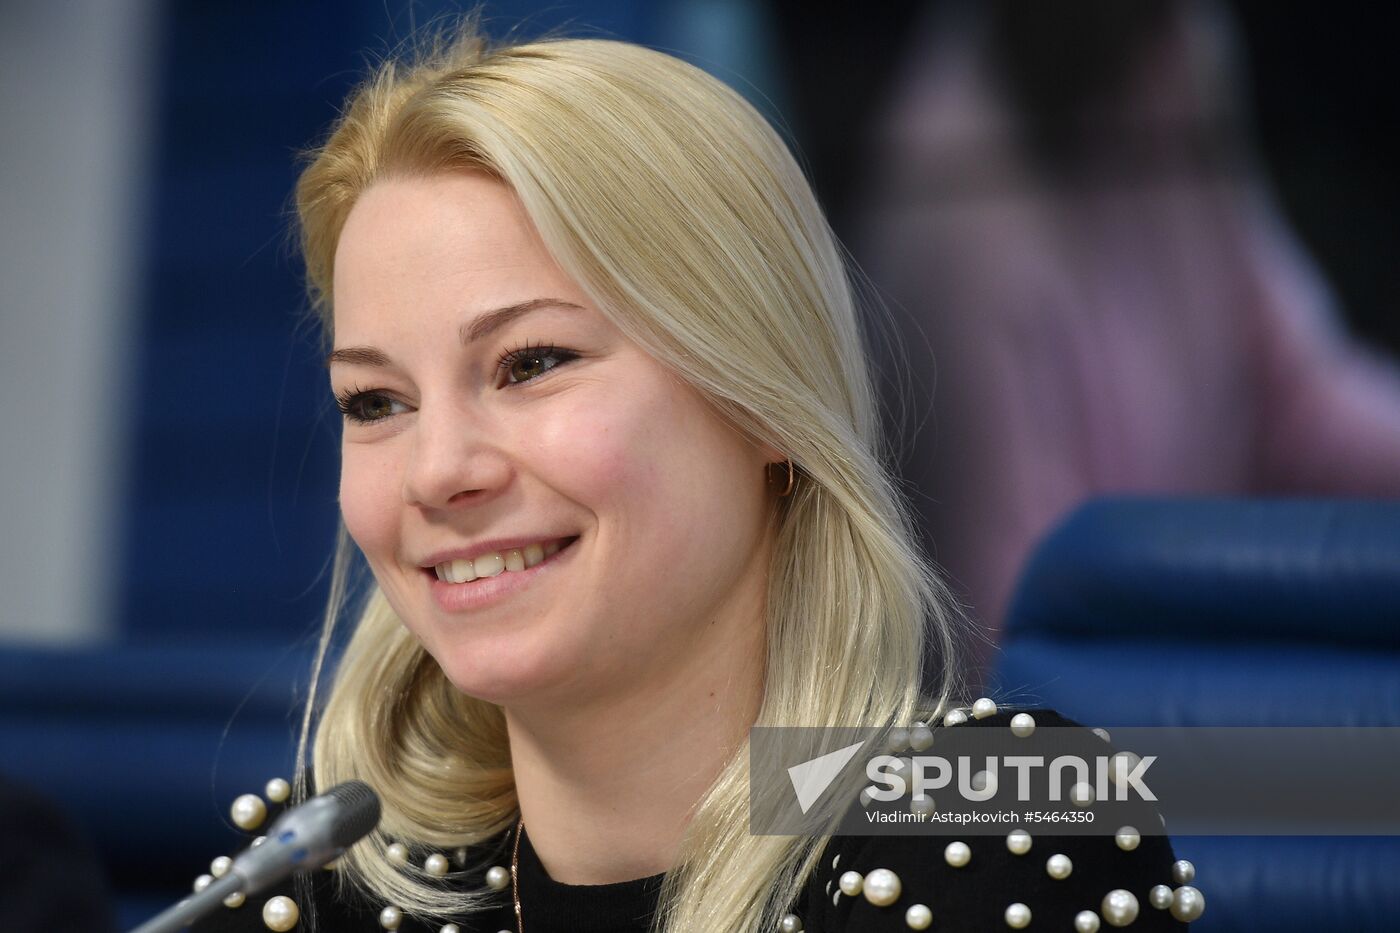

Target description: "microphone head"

left=325, top=780, right=381, bottom=848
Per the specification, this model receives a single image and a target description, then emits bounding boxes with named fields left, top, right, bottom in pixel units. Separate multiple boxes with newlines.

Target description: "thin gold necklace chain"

left=511, top=817, right=524, bottom=933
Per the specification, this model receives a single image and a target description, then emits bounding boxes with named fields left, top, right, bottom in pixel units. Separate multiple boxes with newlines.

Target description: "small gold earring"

left=768, top=459, right=795, bottom=497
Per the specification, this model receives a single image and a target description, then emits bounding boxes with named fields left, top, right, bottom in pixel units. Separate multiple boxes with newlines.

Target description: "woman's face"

left=330, top=171, right=778, bottom=707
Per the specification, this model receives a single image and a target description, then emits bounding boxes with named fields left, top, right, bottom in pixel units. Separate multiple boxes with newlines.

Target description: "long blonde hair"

left=292, top=13, right=966, bottom=932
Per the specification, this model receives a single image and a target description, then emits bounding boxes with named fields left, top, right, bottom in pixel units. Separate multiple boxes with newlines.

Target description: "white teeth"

left=433, top=538, right=572, bottom=583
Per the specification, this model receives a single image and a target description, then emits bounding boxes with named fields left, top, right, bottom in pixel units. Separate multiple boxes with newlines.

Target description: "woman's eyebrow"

left=460, top=297, right=585, bottom=344
left=325, top=298, right=585, bottom=367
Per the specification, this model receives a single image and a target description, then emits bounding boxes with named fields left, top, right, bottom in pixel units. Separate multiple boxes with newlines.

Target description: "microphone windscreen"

left=326, top=780, right=381, bottom=847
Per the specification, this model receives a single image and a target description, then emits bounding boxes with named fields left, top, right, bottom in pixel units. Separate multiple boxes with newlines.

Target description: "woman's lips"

left=425, top=535, right=579, bottom=613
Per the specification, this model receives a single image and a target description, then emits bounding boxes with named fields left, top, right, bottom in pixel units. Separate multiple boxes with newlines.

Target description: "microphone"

left=130, top=780, right=381, bottom=933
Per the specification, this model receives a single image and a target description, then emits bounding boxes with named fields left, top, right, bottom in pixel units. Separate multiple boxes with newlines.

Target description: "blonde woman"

left=190, top=16, right=1198, bottom=933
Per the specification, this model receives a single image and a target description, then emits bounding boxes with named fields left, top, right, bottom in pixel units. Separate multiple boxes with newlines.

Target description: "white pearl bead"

left=838, top=870, right=864, bottom=896
left=379, top=905, right=402, bottom=930
left=944, top=841, right=971, bottom=867
left=1004, top=902, right=1031, bottom=928
left=862, top=868, right=902, bottom=907
left=1074, top=910, right=1101, bottom=932
left=210, top=856, right=232, bottom=878
left=1009, top=713, right=1036, bottom=737
left=971, top=697, right=998, bottom=719
left=1170, top=885, right=1206, bottom=921
left=485, top=865, right=511, bottom=891
left=944, top=708, right=968, bottom=727
left=230, top=793, right=267, bottom=831
left=1108, top=751, right=1141, bottom=787
left=262, top=895, right=300, bottom=932
left=223, top=891, right=245, bottom=908
left=1101, top=889, right=1139, bottom=927
left=905, top=903, right=932, bottom=929
left=910, top=793, right=935, bottom=817
left=265, top=777, right=291, bottom=803
left=971, top=770, right=996, bottom=794
left=909, top=724, right=935, bottom=751
left=831, top=854, right=841, bottom=870
left=424, top=853, right=449, bottom=877
left=1091, top=728, right=1112, bottom=743
left=1070, top=781, right=1096, bottom=807
left=1149, top=884, right=1174, bottom=909
left=251, top=835, right=266, bottom=848
left=1006, top=830, right=1032, bottom=855
left=1172, top=858, right=1196, bottom=884
left=193, top=874, right=213, bottom=892
left=440, top=926, right=461, bottom=933
left=779, top=913, right=804, bottom=932
left=1046, top=853, right=1073, bottom=879
left=386, top=843, right=409, bottom=865
left=832, top=889, right=841, bottom=907
left=1114, top=826, right=1140, bottom=851
left=887, top=727, right=910, bottom=752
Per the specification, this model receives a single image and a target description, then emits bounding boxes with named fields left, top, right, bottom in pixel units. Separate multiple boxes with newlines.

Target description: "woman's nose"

left=400, top=403, right=510, bottom=509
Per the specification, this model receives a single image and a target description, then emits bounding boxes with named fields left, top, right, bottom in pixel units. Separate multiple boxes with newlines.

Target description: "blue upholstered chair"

left=994, top=497, right=1400, bottom=932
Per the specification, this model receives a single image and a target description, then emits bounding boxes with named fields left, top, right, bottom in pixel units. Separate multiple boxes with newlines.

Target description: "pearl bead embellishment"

left=223, top=891, right=245, bottom=908
left=1171, top=858, right=1196, bottom=884
left=861, top=868, right=902, bottom=907
left=1045, top=853, right=1072, bottom=879
left=261, top=895, right=300, bottom=931
left=424, top=853, right=449, bottom=877
left=1170, top=885, right=1206, bottom=921
left=944, top=841, right=971, bottom=867
left=379, top=905, right=402, bottom=930
left=485, top=865, right=511, bottom=891
left=1101, top=889, right=1140, bottom=927
left=194, top=874, right=213, bottom=892
left=440, top=926, right=461, bottom=933
left=210, top=855, right=232, bottom=878
left=909, top=724, right=934, bottom=751
left=779, top=913, right=803, bottom=932
left=838, top=870, right=864, bottom=896
left=1114, top=826, right=1140, bottom=851
left=1006, top=830, right=1032, bottom=855
left=944, top=708, right=968, bottom=727
left=971, top=697, right=997, bottom=719
left=1149, top=884, right=1174, bottom=909
left=1074, top=910, right=1101, bottom=932
left=230, top=793, right=267, bottom=831
left=905, top=904, right=932, bottom=930
left=1004, top=902, right=1031, bottom=928
left=1070, top=781, right=1095, bottom=807
left=386, top=842, right=409, bottom=865
left=910, top=793, right=935, bottom=817
left=265, top=777, right=291, bottom=803
left=1009, top=713, right=1036, bottom=737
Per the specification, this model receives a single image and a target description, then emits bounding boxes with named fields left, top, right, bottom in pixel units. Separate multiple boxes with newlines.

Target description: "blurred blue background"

left=1, top=0, right=1397, bottom=929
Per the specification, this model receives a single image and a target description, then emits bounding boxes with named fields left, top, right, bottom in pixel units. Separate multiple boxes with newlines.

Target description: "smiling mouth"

left=425, top=536, right=580, bottom=584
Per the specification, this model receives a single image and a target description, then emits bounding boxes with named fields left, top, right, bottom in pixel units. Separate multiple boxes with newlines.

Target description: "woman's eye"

left=334, top=389, right=406, bottom=424
left=498, top=342, right=578, bottom=386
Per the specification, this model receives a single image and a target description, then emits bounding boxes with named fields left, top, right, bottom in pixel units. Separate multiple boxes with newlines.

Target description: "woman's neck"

left=502, top=593, right=766, bottom=885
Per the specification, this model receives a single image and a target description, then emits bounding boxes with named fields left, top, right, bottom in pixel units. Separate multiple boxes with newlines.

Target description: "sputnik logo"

left=786, top=741, right=867, bottom=814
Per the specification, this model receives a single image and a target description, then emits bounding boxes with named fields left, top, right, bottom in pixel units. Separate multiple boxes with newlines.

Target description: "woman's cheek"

left=338, top=453, right=400, bottom=555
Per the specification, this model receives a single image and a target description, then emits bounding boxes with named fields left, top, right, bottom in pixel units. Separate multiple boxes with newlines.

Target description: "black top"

left=190, top=710, right=1194, bottom=932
